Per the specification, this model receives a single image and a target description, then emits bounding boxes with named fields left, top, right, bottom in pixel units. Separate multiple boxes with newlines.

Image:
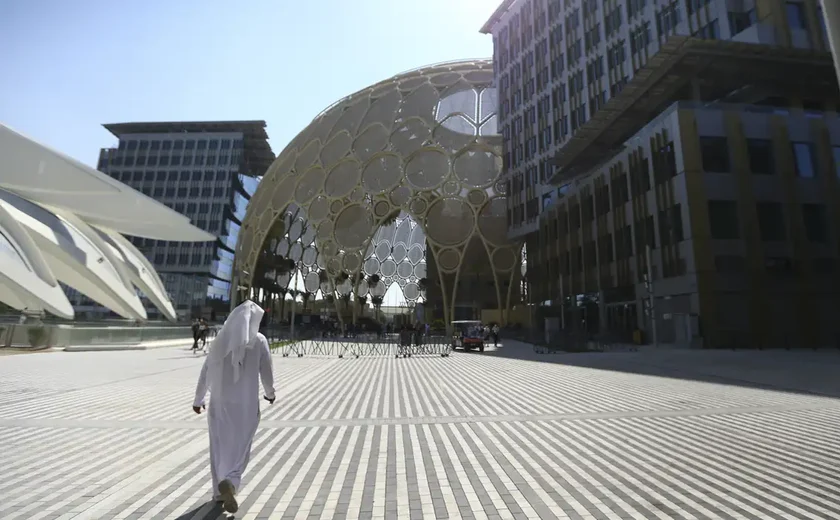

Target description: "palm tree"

left=367, top=273, right=381, bottom=288
left=418, top=278, right=428, bottom=293
left=357, top=295, right=367, bottom=317
left=381, top=209, right=400, bottom=227
left=371, top=295, right=384, bottom=319
left=277, top=287, right=287, bottom=322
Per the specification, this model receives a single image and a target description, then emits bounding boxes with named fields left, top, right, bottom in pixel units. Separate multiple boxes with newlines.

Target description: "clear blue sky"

left=0, top=0, right=498, bottom=166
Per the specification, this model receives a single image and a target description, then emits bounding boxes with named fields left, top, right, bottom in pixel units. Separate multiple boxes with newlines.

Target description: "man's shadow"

left=174, top=501, right=227, bottom=519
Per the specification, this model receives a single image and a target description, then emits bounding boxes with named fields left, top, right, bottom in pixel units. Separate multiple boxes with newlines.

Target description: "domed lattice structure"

left=236, top=59, right=521, bottom=325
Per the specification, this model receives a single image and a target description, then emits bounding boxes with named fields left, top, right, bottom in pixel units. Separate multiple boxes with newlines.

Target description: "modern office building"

left=86, top=121, right=274, bottom=319
left=482, top=1, right=840, bottom=347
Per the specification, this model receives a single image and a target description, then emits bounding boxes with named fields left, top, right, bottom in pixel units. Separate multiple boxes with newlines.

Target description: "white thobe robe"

left=193, top=309, right=275, bottom=494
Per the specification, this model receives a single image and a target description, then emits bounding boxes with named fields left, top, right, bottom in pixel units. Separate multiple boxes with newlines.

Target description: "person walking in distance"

left=492, top=323, right=500, bottom=347
left=192, top=300, right=276, bottom=514
left=191, top=318, right=201, bottom=352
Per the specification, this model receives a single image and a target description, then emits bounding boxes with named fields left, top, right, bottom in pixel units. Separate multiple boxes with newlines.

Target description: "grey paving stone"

left=0, top=347, right=838, bottom=520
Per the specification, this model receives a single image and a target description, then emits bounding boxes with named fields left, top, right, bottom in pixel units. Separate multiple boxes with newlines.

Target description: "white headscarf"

left=207, top=300, right=264, bottom=393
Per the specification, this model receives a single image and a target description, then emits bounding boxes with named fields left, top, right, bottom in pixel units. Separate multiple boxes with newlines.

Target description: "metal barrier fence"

left=270, top=333, right=452, bottom=358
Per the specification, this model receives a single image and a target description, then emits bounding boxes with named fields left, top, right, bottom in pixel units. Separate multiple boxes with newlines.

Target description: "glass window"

left=708, top=200, right=739, bottom=239
left=162, top=141, right=172, bottom=151
left=202, top=187, right=213, bottom=197
left=786, top=1, right=806, bottom=29
left=792, top=142, right=816, bottom=178
left=191, top=171, right=202, bottom=181
left=700, top=136, right=730, bottom=172
left=148, top=156, right=158, bottom=166
left=205, top=171, right=215, bottom=182
left=127, top=141, right=138, bottom=151
left=180, top=171, right=190, bottom=181
left=187, top=203, right=197, bottom=213
left=160, top=156, right=170, bottom=166
left=139, top=141, right=149, bottom=151
left=199, top=203, right=209, bottom=213
left=183, top=155, right=193, bottom=166
left=802, top=204, right=827, bottom=243
left=185, top=140, right=196, bottom=150
left=125, top=156, right=135, bottom=166
left=209, top=140, right=219, bottom=150
left=747, top=139, right=774, bottom=174
left=214, top=187, right=226, bottom=197
left=150, top=141, right=160, bottom=150
left=197, top=140, right=207, bottom=150
left=757, top=202, right=786, bottom=241
left=173, top=140, right=184, bottom=150
left=165, top=187, right=176, bottom=197
left=189, top=187, right=199, bottom=197
left=175, top=203, right=185, bottom=213
left=132, top=171, right=143, bottom=182
left=153, top=186, right=164, bottom=197
left=171, top=156, right=181, bottom=166
left=144, top=171, right=155, bottom=181
left=136, top=156, right=146, bottom=166
left=221, top=139, right=232, bottom=149
left=156, top=171, right=167, bottom=182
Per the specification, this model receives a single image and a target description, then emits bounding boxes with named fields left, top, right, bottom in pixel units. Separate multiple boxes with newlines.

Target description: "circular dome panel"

left=294, top=167, right=325, bottom=205
left=362, top=154, right=402, bottom=193
left=405, top=149, right=450, bottom=190
left=437, top=248, right=460, bottom=271
left=325, top=159, right=362, bottom=199
left=454, top=148, right=500, bottom=188
left=425, top=198, right=474, bottom=246
left=334, top=204, right=373, bottom=250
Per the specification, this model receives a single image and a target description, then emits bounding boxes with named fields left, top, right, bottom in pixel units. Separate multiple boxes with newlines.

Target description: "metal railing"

left=268, top=332, right=453, bottom=358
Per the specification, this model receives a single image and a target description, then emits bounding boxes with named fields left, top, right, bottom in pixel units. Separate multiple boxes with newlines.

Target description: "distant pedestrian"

left=191, top=319, right=201, bottom=352
left=492, top=323, right=500, bottom=347
left=193, top=301, right=276, bottom=514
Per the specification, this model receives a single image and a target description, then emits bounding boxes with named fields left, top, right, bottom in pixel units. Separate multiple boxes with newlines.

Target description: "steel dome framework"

left=236, top=59, right=522, bottom=325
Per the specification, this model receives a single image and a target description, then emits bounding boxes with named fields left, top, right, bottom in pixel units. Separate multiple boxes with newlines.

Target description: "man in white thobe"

left=193, top=300, right=275, bottom=514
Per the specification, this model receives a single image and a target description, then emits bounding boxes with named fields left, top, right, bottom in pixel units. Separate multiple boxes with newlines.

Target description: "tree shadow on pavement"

left=477, top=340, right=840, bottom=399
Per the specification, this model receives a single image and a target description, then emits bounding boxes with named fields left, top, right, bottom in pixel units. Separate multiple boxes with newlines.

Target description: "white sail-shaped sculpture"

left=0, top=123, right=215, bottom=321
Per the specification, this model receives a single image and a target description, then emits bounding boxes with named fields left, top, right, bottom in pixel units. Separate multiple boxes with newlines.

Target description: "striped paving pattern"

left=0, top=346, right=839, bottom=519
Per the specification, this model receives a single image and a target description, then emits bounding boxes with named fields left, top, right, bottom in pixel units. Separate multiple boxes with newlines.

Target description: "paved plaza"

left=1, top=343, right=839, bottom=520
